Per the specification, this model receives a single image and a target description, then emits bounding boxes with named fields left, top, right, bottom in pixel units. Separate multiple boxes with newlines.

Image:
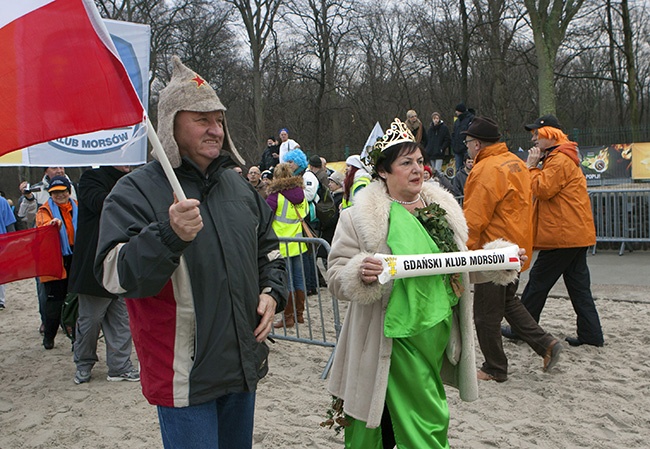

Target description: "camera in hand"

left=23, top=184, right=42, bottom=194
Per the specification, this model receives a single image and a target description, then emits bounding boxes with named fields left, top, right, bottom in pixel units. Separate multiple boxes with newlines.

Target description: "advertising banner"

left=579, top=144, right=633, bottom=182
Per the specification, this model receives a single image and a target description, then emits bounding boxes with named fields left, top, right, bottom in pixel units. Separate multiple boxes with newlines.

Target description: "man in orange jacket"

left=463, top=117, right=562, bottom=382
left=518, top=115, right=604, bottom=347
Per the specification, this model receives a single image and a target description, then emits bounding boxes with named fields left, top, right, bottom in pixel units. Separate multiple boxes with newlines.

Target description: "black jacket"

left=68, top=166, right=127, bottom=298
left=425, top=121, right=451, bottom=161
left=259, top=144, right=279, bottom=171
left=95, top=156, right=287, bottom=407
left=451, top=111, right=475, bottom=155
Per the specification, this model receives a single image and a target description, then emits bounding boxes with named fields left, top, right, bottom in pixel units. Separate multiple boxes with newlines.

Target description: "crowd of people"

left=1, top=56, right=604, bottom=449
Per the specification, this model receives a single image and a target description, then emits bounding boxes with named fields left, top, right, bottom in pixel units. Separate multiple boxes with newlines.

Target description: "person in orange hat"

left=36, top=176, right=78, bottom=350
left=515, top=114, right=604, bottom=348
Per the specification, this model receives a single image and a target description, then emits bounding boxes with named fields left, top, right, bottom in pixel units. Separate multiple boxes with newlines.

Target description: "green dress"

left=345, top=202, right=458, bottom=449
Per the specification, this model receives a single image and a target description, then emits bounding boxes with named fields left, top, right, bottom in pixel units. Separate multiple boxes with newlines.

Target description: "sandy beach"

left=1, top=250, right=649, bottom=448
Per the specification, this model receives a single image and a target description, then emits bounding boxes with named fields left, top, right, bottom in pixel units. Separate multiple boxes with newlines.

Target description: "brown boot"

left=295, top=290, right=306, bottom=324
left=274, top=293, right=295, bottom=328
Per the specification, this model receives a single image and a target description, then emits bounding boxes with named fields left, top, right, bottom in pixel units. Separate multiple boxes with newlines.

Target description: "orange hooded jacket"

left=36, top=199, right=77, bottom=281
left=528, top=141, right=596, bottom=249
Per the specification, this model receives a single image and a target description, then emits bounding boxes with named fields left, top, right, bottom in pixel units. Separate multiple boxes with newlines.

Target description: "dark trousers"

left=43, top=254, right=72, bottom=340
left=303, top=250, right=317, bottom=292
left=43, top=278, right=67, bottom=340
left=37, top=278, right=48, bottom=325
left=454, top=151, right=466, bottom=175
left=474, top=279, right=556, bottom=380
left=520, top=247, right=604, bottom=345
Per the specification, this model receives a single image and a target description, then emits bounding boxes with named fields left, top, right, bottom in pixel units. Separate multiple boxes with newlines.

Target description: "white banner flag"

left=360, top=121, right=384, bottom=160
left=0, top=19, right=150, bottom=167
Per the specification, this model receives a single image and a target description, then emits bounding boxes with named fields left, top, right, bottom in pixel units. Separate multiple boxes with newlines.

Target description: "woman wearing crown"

left=325, top=118, right=522, bottom=448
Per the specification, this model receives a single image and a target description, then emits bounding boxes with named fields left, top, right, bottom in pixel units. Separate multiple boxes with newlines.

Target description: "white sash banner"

left=376, top=245, right=521, bottom=285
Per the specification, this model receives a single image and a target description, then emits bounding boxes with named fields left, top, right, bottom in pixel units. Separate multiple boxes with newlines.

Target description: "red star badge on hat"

left=191, top=75, right=206, bottom=88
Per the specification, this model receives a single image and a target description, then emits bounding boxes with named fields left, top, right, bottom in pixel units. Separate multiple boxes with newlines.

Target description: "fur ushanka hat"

left=155, top=56, right=245, bottom=168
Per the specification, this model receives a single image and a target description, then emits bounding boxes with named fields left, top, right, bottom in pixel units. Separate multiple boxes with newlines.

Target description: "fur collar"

left=266, top=176, right=304, bottom=194
left=351, top=181, right=469, bottom=252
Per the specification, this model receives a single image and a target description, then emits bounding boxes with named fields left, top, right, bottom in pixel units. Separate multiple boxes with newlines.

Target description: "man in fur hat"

left=95, top=56, right=288, bottom=448
left=462, top=116, right=562, bottom=383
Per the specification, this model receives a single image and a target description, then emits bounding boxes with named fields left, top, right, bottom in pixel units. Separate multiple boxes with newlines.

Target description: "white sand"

left=1, top=278, right=649, bottom=448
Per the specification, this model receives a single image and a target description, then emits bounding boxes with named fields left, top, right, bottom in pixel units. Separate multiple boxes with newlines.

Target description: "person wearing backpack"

left=68, top=166, right=139, bottom=384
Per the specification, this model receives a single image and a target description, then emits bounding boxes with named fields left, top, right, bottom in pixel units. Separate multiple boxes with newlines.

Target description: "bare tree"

left=605, top=0, right=625, bottom=126
left=458, top=0, right=471, bottom=102
left=523, top=0, right=586, bottom=115
left=620, top=0, right=639, bottom=137
left=285, top=0, right=356, bottom=152
left=225, top=0, right=282, bottom=148
left=471, top=0, right=527, bottom=127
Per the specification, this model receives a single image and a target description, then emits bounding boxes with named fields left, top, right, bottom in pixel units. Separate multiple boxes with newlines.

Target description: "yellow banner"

left=632, top=143, right=650, bottom=179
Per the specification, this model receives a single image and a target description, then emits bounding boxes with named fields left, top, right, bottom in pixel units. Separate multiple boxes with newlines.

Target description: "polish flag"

left=0, top=0, right=144, bottom=157
left=0, top=225, right=64, bottom=285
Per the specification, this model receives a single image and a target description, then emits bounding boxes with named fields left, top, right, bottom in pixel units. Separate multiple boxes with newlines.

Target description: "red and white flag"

left=0, top=226, right=64, bottom=285
left=0, top=0, right=145, bottom=157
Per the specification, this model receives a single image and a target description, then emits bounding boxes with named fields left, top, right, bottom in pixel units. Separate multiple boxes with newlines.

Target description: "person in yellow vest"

left=266, top=163, right=308, bottom=328
left=341, top=155, right=371, bottom=209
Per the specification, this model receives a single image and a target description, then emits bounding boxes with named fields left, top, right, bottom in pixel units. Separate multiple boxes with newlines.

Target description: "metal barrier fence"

left=588, top=188, right=650, bottom=255
left=459, top=189, right=650, bottom=256
left=272, top=236, right=341, bottom=379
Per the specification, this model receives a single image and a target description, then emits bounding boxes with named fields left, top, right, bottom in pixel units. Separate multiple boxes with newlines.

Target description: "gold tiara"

left=364, top=118, right=415, bottom=168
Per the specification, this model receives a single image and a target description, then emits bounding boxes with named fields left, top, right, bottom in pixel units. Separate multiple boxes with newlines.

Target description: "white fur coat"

left=326, top=181, right=481, bottom=428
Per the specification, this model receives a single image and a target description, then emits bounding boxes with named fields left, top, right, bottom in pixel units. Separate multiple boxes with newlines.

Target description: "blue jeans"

left=287, top=254, right=306, bottom=292
left=157, top=392, right=256, bottom=449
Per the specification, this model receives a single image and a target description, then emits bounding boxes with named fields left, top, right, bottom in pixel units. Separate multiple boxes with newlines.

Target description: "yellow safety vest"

left=273, top=194, right=308, bottom=257
left=341, top=176, right=371, bottom=209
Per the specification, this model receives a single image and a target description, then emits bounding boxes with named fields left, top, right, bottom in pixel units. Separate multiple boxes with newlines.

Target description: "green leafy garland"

left=412, top=202, right=459, bottom=253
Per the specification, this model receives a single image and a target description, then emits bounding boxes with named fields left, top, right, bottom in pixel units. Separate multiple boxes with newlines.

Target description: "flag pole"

left=147, top=120, right=187, bottom=201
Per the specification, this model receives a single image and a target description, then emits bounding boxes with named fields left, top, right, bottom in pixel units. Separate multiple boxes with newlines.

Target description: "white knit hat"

left=155, top=56, right=245, bottom=167
left=345, top=155, right=371, bottom=173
